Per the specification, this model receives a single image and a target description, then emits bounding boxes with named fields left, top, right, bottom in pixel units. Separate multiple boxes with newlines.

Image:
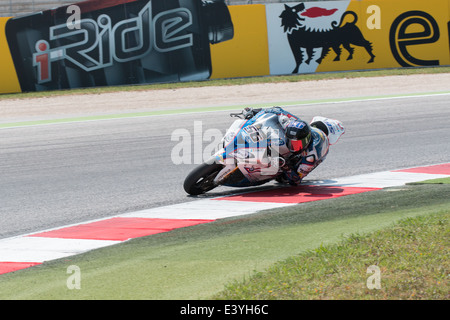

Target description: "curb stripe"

left=0, top=262, right=41, bottom=275
left=29, top=218, right=214, bottom=241
left=393, top=163, right=450, bottom=175
left=0, top=163, right=449, bottom=275
left=0, top=237, right=121, bottom=263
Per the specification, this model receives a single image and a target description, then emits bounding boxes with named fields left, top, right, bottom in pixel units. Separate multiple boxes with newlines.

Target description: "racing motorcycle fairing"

left=183, top=109, right=345, bottom=195
left=211, top=112, right=291, bottom=187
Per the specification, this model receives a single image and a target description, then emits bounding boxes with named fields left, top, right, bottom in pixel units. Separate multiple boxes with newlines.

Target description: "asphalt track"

left=0, top=93, right=449, bottom=239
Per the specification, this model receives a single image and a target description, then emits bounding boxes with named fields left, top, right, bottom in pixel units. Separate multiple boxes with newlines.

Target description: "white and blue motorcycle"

left=183, top=109, right=344, bottom=195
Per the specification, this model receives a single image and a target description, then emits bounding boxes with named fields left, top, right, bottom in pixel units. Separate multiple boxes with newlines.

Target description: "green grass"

left=214, top=211, right=449, bottom=300
left=213, top=180, right=450, bottom=300
left=409, top=177, right=450, bottom=185
left=0, top=183, right=449, bottom=299
left=1, top=66, right=450, bottom=100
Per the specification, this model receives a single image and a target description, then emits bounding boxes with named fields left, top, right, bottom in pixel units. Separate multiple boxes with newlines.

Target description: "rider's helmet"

left=285, top=120, right=312, bottom=153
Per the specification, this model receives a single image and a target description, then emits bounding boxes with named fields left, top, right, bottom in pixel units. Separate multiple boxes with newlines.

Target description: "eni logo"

left=389, top=10, right=440, bottom=67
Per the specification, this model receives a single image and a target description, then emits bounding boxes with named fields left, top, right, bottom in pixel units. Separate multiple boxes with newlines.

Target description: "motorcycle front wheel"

left=183, top=162, right=224, bottom=195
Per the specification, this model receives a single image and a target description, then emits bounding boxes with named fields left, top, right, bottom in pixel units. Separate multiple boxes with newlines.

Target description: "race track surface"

left=0, top=75, right=449, bottom=239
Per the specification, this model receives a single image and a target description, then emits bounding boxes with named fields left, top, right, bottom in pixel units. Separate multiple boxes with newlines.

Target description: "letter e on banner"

left=389, top=11, right=440, bottom=67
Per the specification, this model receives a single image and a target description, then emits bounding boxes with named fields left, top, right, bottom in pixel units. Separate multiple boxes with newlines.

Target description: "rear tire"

left=183, top=163, right=224, bottom=195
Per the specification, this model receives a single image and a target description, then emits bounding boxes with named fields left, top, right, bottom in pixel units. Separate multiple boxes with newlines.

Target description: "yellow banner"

left=210, top=5, right=270, bottom=79
left=0, top=17, right=21, bottom=94
left=316, top=0, right=450, bottom=72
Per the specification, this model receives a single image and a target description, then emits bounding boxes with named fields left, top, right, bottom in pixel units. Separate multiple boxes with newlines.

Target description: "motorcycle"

left=183, top=109, right=344, bottom=195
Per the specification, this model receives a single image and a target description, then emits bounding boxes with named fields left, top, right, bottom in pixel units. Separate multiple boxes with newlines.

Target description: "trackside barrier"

left=1, top=0, right=449, bottom=94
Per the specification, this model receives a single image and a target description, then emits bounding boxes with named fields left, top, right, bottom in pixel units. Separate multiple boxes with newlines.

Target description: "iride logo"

left=33, top=1, right=194, bottom=83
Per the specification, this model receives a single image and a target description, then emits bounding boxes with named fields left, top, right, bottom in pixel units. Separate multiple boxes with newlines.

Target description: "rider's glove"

left=278, top=115, right=291, bottom=129
left=278, top=169, right=301, bottom=186
left=243, top=107, right=254, bottom=119
left=280, top=155, right=302, bottom=185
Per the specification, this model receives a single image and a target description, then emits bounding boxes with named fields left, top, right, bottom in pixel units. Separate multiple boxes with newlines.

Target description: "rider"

left=242, top=106, right=344, bottom=185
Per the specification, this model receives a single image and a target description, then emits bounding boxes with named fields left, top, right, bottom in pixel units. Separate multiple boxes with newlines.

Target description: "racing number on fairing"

left=243, top=125, right=264, bottom=143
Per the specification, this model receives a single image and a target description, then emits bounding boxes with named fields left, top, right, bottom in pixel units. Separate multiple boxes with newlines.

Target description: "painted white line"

left=121, top=199, right=291, bottom=220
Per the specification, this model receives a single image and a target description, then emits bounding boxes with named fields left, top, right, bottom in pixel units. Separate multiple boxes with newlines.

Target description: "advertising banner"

left=0, top=0, right=449, bottom=94
left=265, top=0, right=450, bottom=75
left=4, top=0, right=234, bottom=92
left=210, top=4, right=269, bottom=79
left=0, top=17, right=20, bottom=94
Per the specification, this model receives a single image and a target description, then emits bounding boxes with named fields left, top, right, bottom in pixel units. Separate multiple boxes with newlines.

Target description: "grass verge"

left=214, top=210, right=449, bottom=300
left=213, top=178, right=450, bottom=300
left=0, top=182, right=449, bottom=300
left=408, top=177, right=450, bottom=185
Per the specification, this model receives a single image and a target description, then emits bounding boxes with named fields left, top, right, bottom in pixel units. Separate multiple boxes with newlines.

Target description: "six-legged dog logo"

left=280, top=3, right=376, bottom=73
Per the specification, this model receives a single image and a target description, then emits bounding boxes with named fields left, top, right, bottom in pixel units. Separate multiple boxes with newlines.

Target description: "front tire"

left=183, top=163, right=224, bottom=195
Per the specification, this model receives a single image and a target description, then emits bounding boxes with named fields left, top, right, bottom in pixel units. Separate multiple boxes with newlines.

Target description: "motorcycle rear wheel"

left=183, top=162, right=224, bottom=195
